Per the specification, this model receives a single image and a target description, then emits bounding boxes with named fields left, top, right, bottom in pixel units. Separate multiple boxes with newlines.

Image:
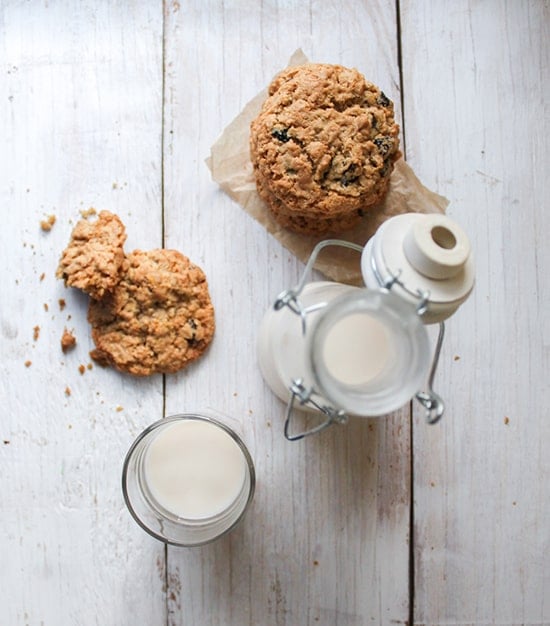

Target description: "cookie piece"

left=56, top=210, right=126, bottom=299
left=88, top=249, right=215, bottom=376
left=250, top=63, right=400, bottom=233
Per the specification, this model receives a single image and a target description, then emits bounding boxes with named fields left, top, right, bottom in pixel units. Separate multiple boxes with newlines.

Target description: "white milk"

left=322, top=313, right=391, bottom=386
left=143, top=419, right=247, bottom=520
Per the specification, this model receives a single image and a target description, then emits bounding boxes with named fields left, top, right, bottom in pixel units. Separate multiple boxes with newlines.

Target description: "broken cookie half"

left=56, top=210, right=126, bottom=299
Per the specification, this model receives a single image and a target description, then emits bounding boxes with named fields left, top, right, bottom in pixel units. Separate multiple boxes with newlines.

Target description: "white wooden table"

left=1, top=2, right=548, bottom=625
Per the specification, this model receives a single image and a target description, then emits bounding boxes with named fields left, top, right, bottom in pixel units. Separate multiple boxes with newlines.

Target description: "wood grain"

left=401, top=0, right=550, bottom=623
left=162, top=1, right=410, bottom=624
left=0, top=2, right=166, bottom=624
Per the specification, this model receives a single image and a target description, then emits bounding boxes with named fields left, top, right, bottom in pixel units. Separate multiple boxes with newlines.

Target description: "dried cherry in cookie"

left=88, top=249, right=215, bottom=376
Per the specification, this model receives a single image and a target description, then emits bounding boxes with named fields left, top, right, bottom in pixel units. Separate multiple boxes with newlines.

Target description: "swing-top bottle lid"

left=361, top=213, right=475, bottom=324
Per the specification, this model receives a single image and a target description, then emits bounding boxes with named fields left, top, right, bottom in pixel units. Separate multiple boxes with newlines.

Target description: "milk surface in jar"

left=321, top=312, right=392, bottom=386
left=143, top=419, right=247, bottom=520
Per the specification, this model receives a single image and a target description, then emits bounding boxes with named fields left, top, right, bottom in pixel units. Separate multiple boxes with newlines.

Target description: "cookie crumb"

left=3, top=440, right=10, bottom=445
left=313, top=560, right=319, bottom=566
left=79, top=207, right=97, bottom=218
left=90, top=349, right=110, bottom=367
left=43, top=303, right=49, bottom=312
left=24, top=360, right=32, bottom=367
left=39, top=272, right=46, bottom=282
left=61, top=328, right=76, bottom=353
left=78, top=364, right=86, bottom=375
left=65, top=386, right=71, bottom=396
left=58, top=298, right=66, bottom=311
left=454, top=355, right=461, bottom=361
left=33, top=325, right=40, bottom=341
left=504, top=416, right=510, bottom=425
left=115, top=406, right=123, bottom=412
left=87, top=363, right=93, bottom=370
left=40, top=214, right=56, bottom=231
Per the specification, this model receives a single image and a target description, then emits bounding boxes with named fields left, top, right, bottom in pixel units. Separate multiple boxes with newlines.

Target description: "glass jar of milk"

left=122, top=414, right=255, bottom=546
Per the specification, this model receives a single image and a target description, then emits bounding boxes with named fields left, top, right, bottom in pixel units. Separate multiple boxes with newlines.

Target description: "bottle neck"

left=306, top=288, right=430, bottom=417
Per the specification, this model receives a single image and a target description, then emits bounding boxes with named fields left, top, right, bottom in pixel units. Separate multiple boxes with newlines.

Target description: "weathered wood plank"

left=0, top=2, right=166, bottom=624
left=162, top=1, right=409, bottom=624
left=401, top=1, right=550, bottom=623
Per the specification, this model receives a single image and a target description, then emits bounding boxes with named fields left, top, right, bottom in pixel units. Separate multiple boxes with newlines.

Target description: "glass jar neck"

left=306, top=288, right=430, bottom=417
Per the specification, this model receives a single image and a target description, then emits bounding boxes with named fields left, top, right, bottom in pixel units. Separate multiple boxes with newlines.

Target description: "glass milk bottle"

left=257, top=213, right=474, bottom=439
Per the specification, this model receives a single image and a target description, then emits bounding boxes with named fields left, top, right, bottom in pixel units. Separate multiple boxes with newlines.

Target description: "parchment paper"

left=206, top=50, right=449, bottom=285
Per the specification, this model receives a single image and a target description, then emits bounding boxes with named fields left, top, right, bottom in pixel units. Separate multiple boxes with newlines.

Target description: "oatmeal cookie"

left=88, top=249, right=215, bottom=376
left=250, top=63, right=400, bottom=233
left=56, top=210, right=126, bottom=299
left=255, top=171, right=364, bottom=235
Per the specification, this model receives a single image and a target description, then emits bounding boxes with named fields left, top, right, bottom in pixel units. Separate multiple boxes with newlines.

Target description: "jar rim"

left=308, top=289, right=431, bottom=416
left=122, top=413, right=256, bottom=546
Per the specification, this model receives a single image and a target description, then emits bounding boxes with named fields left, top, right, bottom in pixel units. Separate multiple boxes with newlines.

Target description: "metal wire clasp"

left=415, top=322, right=445, bottom=424
left=274, top=239, right=364, bottom=337
left=283, top=379, right=349, bottom=441
left=274, top=289, right=328, bottom=336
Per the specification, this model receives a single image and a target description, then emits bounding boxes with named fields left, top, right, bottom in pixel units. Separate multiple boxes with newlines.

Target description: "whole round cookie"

left=250, top=63, right=400, bottom=229
left=88, top=249, right=215, bottom=376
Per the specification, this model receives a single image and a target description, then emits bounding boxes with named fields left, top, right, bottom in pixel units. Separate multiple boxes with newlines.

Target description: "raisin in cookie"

left=56, top=210, right=126, bottom=299
left=88, top=249, right=215, bottom=376
left=250, top=63, right=400, bottom=234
